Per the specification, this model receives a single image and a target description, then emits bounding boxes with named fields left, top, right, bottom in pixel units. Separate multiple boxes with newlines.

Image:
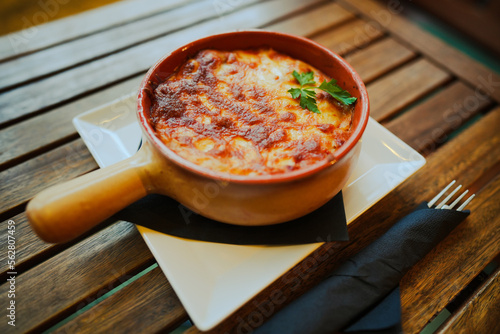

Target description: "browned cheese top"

left=149, top=48, right=353, bottom=176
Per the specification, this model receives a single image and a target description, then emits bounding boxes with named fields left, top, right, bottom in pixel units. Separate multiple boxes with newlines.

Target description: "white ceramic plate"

left=74, top=94, right=425, bottom=330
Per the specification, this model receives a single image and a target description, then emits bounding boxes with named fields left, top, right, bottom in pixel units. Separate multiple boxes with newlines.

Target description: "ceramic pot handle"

left=27, top=153, right=150, bottom=243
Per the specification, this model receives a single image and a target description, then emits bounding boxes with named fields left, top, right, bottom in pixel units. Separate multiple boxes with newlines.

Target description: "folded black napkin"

left=254, top=202, right=470, bottom=334
left=113, top=191, right=348, bottom=245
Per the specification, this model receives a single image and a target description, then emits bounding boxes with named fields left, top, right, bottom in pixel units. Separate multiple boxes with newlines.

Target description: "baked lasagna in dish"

left=148, top=48, right=354, bottom=176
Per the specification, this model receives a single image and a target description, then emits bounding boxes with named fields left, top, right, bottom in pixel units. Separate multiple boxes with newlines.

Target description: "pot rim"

left=137, top=30, right=369, bottom=184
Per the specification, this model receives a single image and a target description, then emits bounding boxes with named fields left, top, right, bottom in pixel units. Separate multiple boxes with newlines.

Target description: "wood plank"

left=385, top=81, right=493, bottom=154
left=436, top=266, right=500, bottom=334
left=400, top=171, right=500, bottom=334
left=265, top=1, right=355, bottom=36
left=367, top=58, right=451, bottom=121
left=312, top=17, right=384, bottom=56
left=345, top=37, right=417, bottom=83
left=415, top=0, right=500, bottom=56
left=0, top=209, right=105, bottom=281
left=336, top=0, right=500, bottom=104
left=53, top=267, right=188, bottom=334
left=0, top=139, right=97, bottom=215
left=0, top=0, right=259, bottom=90
left=0, top=0, right=193, bottom=61
left=0, top=0, right=323, bottom=126
left=0, top=212, right=51, bottom=279
left=187, top=107, right=500, bottom=333
left=0, top=76, right=141, bottom=169
left=0, top=220, right=153, bottom=333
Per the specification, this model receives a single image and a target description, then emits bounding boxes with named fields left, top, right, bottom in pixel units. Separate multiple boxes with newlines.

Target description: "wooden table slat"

left=53, top=266, right=188, bottom=334
left=265, top=1, right=355, bottom=37
left=0, top=212, right=52, bottom=279
left=436, top=266, right=500, bottom=334
left=0, top=139, right=97, bottom=216
left=0, top=221, right=153, bottom=334
left=312, top=17, right=384, bottom=56
left=385, top=81, right=493, bottom=154
left=367, top=58, right=452, bottom=121
left=344, top=37, right=417, bottom=83
left=0, top=211, right=115, bottom=281
left=0, top=0, right=323, bottom=126
left=0, top=0, right=194, bottom=61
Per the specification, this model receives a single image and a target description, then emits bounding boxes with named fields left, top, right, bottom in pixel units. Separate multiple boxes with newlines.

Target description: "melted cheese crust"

left=150, top=49, right=353, bottom=176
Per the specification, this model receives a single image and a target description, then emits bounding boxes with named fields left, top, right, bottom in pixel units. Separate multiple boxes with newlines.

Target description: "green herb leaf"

left=287, top=87, right=302, bottom=99
left=318, top=79, right=357, bottom=105
left=289, top=70, right=357, bottom=113
left=292, top=70, right=316, bottom=87
left=300, top=89, right=320, bottom=114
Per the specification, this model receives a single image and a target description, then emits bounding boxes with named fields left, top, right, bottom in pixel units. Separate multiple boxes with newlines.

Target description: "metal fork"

left=427, top=180, right=475, bottom=211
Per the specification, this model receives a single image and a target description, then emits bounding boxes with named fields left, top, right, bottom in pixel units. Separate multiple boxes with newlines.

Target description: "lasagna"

left=149, top=48, right=354, bottom=176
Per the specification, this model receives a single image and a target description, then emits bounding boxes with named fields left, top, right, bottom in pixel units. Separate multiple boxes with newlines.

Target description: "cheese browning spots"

left=150, top=49, right=353, bottom=176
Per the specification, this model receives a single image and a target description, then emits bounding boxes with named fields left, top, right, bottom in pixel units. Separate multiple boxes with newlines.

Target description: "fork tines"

left=427, top=180, right=475, bottom=211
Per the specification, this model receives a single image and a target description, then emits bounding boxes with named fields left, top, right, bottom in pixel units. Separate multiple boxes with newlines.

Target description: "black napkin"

left=343, top=286, right=402, bottom=334
left=254, top=202, right=470, bottom=333
left=113, top=191, right=348, bottom=245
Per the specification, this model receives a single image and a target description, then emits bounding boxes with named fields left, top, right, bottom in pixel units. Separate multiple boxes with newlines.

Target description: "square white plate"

left=74, top=94, right=425, bottom=330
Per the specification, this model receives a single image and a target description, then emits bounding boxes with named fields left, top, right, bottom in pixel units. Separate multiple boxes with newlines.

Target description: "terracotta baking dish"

left=27, top=30, right=370, bottom=243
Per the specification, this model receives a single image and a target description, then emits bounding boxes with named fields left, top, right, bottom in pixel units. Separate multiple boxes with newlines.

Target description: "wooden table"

left=1, top=0, right=499, bottom=333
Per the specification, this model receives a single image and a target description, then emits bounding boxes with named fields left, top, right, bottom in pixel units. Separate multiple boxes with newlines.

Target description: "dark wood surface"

left=0, top=0, right=498, bottom=333
left=436, top=266, right=500, bottom=334
left=411, top=0, right=500, bottom=57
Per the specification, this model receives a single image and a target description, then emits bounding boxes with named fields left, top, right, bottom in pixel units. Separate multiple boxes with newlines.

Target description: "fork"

left=427, top=180, right=475, bottom=211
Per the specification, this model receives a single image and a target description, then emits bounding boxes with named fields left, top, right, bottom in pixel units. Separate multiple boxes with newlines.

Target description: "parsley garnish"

left=288, top=70, right=357, bottom=113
